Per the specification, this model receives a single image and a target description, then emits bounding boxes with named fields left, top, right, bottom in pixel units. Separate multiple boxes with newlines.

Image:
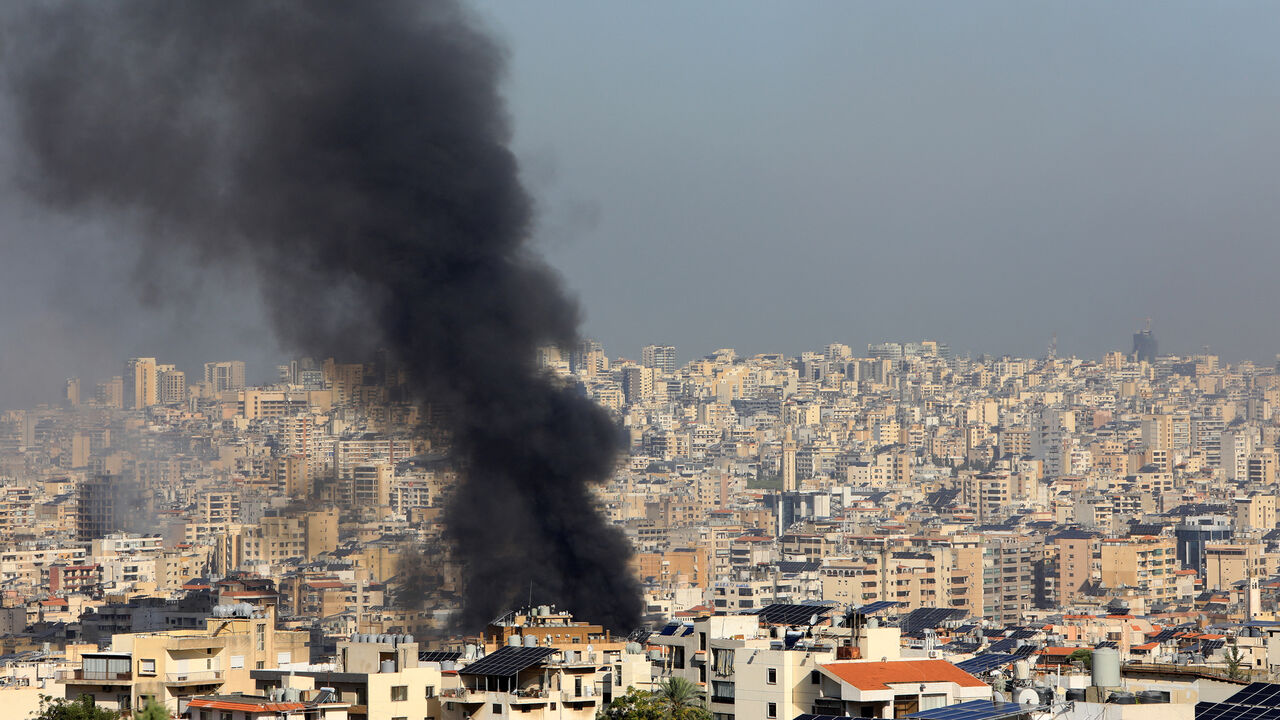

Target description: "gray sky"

left=3, top=1, right=1280, bottom=407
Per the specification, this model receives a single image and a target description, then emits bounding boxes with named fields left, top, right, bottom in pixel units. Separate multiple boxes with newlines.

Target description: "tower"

left=782, top=426, right=797, bottom=492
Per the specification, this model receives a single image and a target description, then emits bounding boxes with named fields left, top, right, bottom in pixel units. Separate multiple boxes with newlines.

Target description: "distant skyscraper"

left=641, top=344, right=677, bottom=374
left=123, top=357, right=158, bottom=409
left=77, top=475, right=123, bottom=541
left=204, top=360, right=247, bottom=392
left=1133, top=329, right=1158, bottom=363
left=157, top=365, right=186, bottom=404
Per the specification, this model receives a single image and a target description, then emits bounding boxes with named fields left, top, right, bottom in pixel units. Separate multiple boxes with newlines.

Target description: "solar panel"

left=1199, top=639, right=1225, bottom=653
left=906, top=699, right=1041, bottom=720
left=658, top=623, right=680, bottom=636
left=945, top=642, right=981, bottom=654
left=459, top=646, right=557, bottom=677
left=1012, top=645, right=1038, bottom=658
left=955, top=653, right=1017, bottom=674
left=1197, top=702, right=1280, bottom=720
left=900, top=608, right=966, bottom=634
left=794, top=714, right=876, bottom=720
left=1226, top=683, right=1280, bottom=707
left=1094, top=641, right=1117, bottom=649
left=418, top=650, right=462, bottom=663
left=1009, top=629, right=1038, bottom=640
left=755, top=603, right=833, bottom=625
left=1151, top=629, right=1178, bottom=642
left=854, top=601, right=901, bottom=615
left=988, top=639, right=1018, bottom=653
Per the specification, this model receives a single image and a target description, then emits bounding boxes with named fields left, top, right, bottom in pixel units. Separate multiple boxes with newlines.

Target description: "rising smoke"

left=2, top=1, right=641, bottom=631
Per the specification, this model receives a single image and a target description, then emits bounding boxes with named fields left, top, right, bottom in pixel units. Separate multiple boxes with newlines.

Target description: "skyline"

left=4, top=1, right=1280, bottom=404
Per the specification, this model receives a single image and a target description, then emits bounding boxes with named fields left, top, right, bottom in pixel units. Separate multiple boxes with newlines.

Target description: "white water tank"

left=1092, top=647, right=1121, bottom=688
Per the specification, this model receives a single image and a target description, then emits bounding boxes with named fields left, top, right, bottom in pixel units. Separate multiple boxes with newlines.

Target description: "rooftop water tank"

left=1092, top=647, right=1121, bottom=688
left=525, top=635, right=538, bottom=648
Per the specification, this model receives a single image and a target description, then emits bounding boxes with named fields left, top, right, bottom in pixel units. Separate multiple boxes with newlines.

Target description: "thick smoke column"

left=3, top=1, right=641, bottom=630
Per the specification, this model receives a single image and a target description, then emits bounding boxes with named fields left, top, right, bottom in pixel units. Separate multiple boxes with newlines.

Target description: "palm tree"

left=654, top=677, right=703, bottom=717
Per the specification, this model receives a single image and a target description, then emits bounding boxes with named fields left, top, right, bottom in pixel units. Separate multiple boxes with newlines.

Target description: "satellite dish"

left=810, top=614, right=819, bottom=626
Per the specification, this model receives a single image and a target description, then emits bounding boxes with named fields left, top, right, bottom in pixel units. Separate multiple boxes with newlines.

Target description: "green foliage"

left=1225, top=643, right=1246, bottom=680
left=133, top=698, right=169, bottom=720
left=599, top=682, right=711, bottom=720
left=30, top=694, right=121, bottom=720
left=1067, top=648, right=1093, bottom=671
left=599, top=688, right=667, bottom=720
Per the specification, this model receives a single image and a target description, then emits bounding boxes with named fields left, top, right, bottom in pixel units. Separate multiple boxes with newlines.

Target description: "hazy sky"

left=3, top=2, right=1280, bottom=407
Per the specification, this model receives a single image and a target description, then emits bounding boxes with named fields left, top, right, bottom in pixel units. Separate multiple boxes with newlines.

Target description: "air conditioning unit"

left=927, top=650, right=940, bottom=659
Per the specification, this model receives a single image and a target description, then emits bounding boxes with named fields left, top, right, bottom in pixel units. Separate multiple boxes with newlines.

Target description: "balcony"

left=59, top=670, right=132, bottom=684
left=165, top=670, right=224, bottom=684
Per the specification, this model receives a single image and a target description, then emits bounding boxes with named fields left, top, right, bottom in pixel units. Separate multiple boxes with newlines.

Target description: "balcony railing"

left=165, top=670, right=223, bottom=683
left=59, top=670, right=132, bottom=683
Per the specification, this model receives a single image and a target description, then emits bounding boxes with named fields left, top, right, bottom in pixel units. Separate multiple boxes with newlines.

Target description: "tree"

left=30, top=694, right=121, bottom=720
left=1067, top=648, right=1093, bottom=671
left=133, top=698, right=170, bottom=720
left=1225, top=642, right=1246, bottom=680
left=599, top=683, right=711, bottom=720
left=655, top=677, right=705, bottom=719
left=598, top=688, right=666, bottom=720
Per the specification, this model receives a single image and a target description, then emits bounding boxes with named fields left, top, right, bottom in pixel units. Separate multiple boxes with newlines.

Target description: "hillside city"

left=4, top=332, right=1280, bottom=720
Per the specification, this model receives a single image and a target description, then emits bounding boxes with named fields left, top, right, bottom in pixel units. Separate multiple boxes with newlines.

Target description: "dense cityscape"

left=4, top=1, right=1280, bottom=719
left=2, top=332, right=1280, bottom=719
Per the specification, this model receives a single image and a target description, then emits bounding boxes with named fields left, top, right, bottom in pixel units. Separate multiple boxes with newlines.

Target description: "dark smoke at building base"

left=1, top=1, right=641, bottom=631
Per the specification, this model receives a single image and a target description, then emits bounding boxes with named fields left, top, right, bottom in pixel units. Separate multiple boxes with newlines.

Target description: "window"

left=493, top=704, right=503, bottom=715
left=810, top=670, right=821, bottom=685
left=139, top=659, right=156, bottom=675
left=766, top=668, right=777, bottom=684
left=768, top=703, right=777, bottom=718
left=230, top=655, right=245, bottom=669
left=256, top=623, right=266, bottom=651
left=392, top=686, right=408, bottom=702
left=425, top=686, right=436, bottom=698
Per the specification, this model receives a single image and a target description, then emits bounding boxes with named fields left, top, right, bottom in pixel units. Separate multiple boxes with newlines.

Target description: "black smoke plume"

left=2, top=1, right=641, bottom=631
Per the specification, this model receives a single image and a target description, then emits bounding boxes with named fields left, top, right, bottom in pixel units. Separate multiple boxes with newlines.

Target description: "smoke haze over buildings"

left=2, top=1, right=639, bottom=630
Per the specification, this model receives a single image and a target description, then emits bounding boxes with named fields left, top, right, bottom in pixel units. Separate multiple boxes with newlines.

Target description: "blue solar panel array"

left=854, top=601, right=901, bottom=615
left=1226, top=684, right=1280, bottom=706
left=906, top=699, right=1041, bottom=720
left=1198, top=683, right=1280, bottom=720
left=1094, top=641, right=1117, bottom=649
left=955, top=653, right=1017, bottom=674
left=900, top=608, right=966, bottom=634
left=987, top=639, right=1019, bottom=653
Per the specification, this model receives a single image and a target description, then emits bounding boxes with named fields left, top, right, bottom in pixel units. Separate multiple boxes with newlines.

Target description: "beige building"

left=1098, top=536, right=1178, bottom=601
left=58, top=605, right=308, bottom=715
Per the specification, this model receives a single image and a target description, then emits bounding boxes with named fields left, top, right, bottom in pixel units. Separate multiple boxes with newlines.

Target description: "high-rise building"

left=1132, top=329, right=1158, bottom=363
left=78, top=475, right=123, bottom=541
left=622, top=365, right=654, bottom=405
left=781, top=427, right=797, bottom=492
left=124, top=357, right=158, bottom=409
left=641, top=344, right=677, bottom=374
left=204, top=360, right=247, bottom=392
left=157, top=365, right=186, bottom=404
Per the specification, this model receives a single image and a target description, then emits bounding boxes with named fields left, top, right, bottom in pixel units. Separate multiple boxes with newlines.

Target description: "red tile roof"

left=822, top=660, right=987, bottom=690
